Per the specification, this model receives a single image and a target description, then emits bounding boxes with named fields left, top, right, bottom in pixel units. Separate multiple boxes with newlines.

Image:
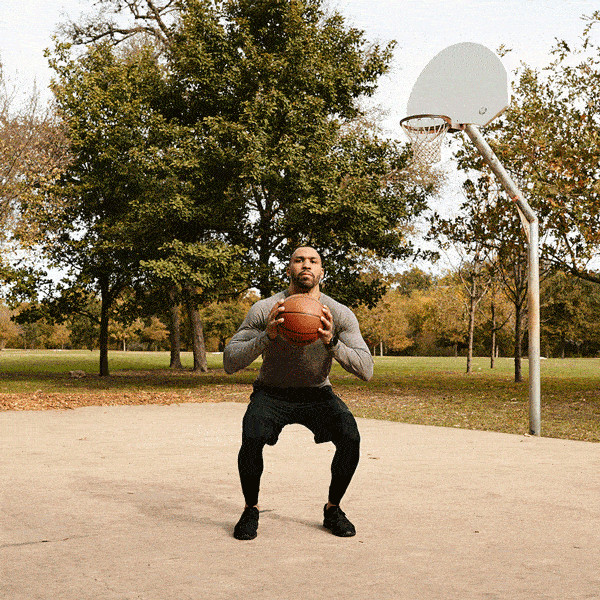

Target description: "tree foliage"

left=541, top=270, right=600, bottom=357
left=63, top=0, right=431, bottom=307
left=18, top=41, right=176, bottom=374
left=0, top=63, right=70, bottom=278
left=467, top=17, right=600, bottom=283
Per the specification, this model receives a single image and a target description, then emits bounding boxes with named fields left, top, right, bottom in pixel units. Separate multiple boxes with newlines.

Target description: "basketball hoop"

left=400, top=114, right=452, bottom=167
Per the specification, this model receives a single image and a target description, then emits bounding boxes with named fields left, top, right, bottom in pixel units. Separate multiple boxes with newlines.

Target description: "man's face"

left=287, top=247, right=324, bottom=291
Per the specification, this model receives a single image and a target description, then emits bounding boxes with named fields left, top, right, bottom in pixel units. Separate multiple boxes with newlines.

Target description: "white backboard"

left=406, top=42, right=509, bottom=127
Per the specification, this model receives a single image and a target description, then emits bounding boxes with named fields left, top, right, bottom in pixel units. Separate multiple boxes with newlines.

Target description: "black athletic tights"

left=238, top=435, right=360, bottom=507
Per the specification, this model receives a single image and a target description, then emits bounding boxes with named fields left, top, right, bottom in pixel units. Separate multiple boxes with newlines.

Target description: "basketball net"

left=400, top=115, right=451, bottom=168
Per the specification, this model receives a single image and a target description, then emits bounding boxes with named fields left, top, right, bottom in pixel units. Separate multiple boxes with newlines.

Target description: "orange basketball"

left=278, top=294, right=324, bottom=346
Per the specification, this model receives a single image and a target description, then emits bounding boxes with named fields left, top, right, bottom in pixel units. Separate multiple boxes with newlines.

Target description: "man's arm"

left=223, top=300, right=284, bottom=374
left=324, top=305, right=374, bottom=382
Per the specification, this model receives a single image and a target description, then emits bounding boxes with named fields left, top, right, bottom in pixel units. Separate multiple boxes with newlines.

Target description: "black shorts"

left=242, top=384, right=360, bottom=446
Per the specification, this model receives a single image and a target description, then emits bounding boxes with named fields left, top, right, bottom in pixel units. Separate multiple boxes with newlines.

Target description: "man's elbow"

left=360, top=357, right=374, bottom=381
left=222, top=352, right=237, bottom=374
left=359, top=368, right=373, bottom=382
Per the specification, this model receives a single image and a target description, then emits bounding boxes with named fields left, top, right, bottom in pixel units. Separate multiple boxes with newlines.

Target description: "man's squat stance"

left=224, top=247, right=373, bottom=540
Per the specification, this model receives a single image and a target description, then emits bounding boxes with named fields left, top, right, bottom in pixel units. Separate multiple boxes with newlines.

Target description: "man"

left=223, top=246, right=373, bottom=540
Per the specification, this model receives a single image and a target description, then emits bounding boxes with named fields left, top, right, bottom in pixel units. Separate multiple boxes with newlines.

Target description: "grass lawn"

left=1, top=350, right=599, bottom=443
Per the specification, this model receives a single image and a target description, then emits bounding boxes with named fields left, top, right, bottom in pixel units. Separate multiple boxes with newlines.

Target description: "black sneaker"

left=233, top=506, right=259, bottom=540
left=323, top=504, right=356, bottom=537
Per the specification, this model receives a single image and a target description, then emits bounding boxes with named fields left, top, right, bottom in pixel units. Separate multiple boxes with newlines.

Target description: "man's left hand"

left=318, top=305, right=334, bottom=344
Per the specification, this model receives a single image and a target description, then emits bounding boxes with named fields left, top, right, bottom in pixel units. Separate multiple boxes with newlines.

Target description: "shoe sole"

left=234, top=532, right=257, bottom=540
left=323, top=523, right=356, bottom=537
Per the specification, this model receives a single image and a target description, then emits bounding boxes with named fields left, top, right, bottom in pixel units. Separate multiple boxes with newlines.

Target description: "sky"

left=0, top=0, right=598, bottom=271
left=1, top=0, right=598, bottom=133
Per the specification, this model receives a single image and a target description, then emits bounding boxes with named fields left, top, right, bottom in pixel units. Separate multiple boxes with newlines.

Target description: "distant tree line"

left=356, top=267, right=600, bottom=362
left=0, top=292, right=257, bottom=353
left=2, top=3, right=600, bottom=382
left=3, top=268, right=600, bottom=363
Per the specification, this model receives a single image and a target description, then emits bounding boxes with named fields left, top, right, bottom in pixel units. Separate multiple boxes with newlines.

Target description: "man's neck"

left=287, top=284, right=321, bottom=298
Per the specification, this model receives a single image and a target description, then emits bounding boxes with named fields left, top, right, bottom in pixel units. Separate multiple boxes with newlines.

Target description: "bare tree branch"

left=60, top=0, right=179, bottom=49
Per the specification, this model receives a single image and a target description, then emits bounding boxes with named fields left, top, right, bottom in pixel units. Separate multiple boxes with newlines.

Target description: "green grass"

left=1, top=350, right=599, bottom=442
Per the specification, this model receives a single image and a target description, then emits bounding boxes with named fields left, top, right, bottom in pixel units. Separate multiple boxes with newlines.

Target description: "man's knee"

left=332, top=416, right=361, bottom=450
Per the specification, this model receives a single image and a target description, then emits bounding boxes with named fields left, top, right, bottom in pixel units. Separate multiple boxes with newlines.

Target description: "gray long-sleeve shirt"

left=223, top=291, right=373, bottom=387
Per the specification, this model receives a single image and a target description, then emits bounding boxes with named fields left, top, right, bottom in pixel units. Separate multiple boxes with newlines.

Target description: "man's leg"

left=322, top=416, right=360, bottom=537
left=234, top=388, right=287, bottom=540
left=302, top=387, right=361, bottom=537
left=238, top=435, right=265, bottom=508
left=328, top=426, right=360, bottom=506
left=233, top=436, right=264, bottom=540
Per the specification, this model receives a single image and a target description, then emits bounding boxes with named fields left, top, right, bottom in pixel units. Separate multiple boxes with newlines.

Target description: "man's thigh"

left=298, top=387, right=360, bottom=445
left=242, top=387, right=294, bottom=446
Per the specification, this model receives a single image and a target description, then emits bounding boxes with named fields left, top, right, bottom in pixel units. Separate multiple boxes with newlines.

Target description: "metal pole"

left=528, top=220, right=541, bottom=435
left=464, top=124, right=541, bottom=436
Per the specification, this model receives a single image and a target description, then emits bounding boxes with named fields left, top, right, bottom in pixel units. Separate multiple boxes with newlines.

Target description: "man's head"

left=287, top=246, right=324, bottom=293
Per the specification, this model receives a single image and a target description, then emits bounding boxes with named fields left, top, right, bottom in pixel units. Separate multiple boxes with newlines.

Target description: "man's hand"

left=318, top=305, right=334, bottom=345
left=266, top=300, right=285, bottom=340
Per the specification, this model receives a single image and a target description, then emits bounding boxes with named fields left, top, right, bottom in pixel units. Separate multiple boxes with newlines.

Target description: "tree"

left=140, top=316, right=169, bottom=350
left=460, top=258, right=491, bottom=374
left=428, top=184, right=493, bottom=373
left=445, top=150, right=536, bottom=381
left=472, top=18, right=600, bottom=286
left=0, top=66, right=70, bottom=240
left=201, top=294, right=257, bottom=351
left=141, top=241, right=247, bottom=369
left=168, top=0, right=429, bottom=304
left=63, top=0, right=178, bottom=49
left=0, top=303, right=20, bottom=349
left=0, top=62, right=70, bottom=301
left=483, top=269, right=512, bottom=368
left=540, top=270, right=600, bottom=357
left=355, top=290, right=413, bottom=356
left=110, top=316, right=143, bottom=351
left=423, top=276, right=468, bottom=356
left=391, top=267, right=433, bottom=297
left=18, top=41, right=172, bottom=375
left=67, top=298, right=101, bottom=350
left=65, top=0, right=431, bottom=308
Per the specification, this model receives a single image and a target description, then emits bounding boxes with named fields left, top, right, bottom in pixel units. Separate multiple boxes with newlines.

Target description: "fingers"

left=320, top=305, right=333, bottom=328
left=318, top=305, right=334, bottom=341
left=266, top=300, right=285, bottom=340
left=269, top=299, right=285, bottom=321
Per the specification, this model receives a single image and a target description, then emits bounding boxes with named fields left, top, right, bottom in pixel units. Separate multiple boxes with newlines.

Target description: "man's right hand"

left=266, top=300, right=285, bottom=340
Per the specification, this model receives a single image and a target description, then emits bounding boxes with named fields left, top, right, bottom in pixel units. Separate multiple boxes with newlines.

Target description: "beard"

left=291, top=270, right=320, bottom=291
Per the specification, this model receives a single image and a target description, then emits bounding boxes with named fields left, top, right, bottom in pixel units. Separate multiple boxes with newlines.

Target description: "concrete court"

left=1, top=401, right=599, bottom=600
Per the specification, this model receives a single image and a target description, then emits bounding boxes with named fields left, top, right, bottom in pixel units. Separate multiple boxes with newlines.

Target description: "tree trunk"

left=168, top=286, right=183, bottom=369
left=184, top=286, right=208, bottom=372
left=99, top=282, right=110, bottom=377
left=490, top=298, right=496, bottom=369
left=514, top=303, right=523, bottom=383
left=466, top=295, right=476, bottom=374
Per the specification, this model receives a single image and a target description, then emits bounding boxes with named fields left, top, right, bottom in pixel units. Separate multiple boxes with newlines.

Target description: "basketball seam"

left=278, top=324, right=319, bottom=337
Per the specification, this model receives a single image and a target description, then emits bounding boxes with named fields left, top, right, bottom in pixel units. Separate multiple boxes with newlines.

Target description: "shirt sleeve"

left=223, top=301, right=272, bottom=374
left=328, top=305, right=374, bottom=382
